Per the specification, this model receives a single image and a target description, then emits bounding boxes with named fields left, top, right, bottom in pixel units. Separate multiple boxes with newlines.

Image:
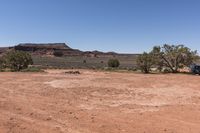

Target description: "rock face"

left=15, top=43, right=71, bottom=50
left=0, top=43, right=120, bottom=57
left=14, top=43, right=83, bottom=56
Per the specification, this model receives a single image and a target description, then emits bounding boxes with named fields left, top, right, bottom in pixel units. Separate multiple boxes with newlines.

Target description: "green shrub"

left=0, top=58, right=5, bottom=71
left=4, top=50, right=33, bottom=71
left=150, top=44, right=198, bottom=73
left=136, top=52, right=154, bottom=73
left=108, top=59, right=120, bottom=68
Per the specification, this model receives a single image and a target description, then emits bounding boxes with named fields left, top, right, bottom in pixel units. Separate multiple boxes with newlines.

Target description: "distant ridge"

left=17, top=43, right=71, bottom=49
left=0, top=43, right=139, bottom=57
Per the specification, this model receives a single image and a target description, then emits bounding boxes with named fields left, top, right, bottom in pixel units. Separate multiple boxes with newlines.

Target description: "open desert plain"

left=0, top=69, right=200, bottom=133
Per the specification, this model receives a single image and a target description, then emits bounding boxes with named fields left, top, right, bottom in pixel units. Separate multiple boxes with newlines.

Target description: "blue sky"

left=0, top=0, right=200, bottom=53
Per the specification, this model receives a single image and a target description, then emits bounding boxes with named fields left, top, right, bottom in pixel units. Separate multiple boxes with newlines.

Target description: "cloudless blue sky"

left=0, top=0, right=200, bottom=53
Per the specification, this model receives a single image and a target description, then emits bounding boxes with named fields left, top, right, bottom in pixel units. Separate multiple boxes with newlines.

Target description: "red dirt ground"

left=0, top=69, right=200, bottom=133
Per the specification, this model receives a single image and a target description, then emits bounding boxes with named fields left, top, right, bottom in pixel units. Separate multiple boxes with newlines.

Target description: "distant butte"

left=0, top=43, right=123, bottom=57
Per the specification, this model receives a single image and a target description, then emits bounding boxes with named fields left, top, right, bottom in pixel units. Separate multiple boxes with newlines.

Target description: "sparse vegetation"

left=32, top=55, right=136, bottom=69
left=103, top=67, right=118, bottom=71
left=20, top=66, right=43, bottom=72
left=137, top=44, right=198, bottom=73
left=151, top=44, right=198, bottom=73
left=136, top=52, right=154, bottom=73
left=0, top=58, right=5, bottom=71
left=1, top=50, right=33, bottom=71
left=108, top=59, right=120, bottom=68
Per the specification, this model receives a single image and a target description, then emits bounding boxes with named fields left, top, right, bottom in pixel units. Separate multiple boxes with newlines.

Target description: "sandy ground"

left=0, top=69, right=200, bottom=133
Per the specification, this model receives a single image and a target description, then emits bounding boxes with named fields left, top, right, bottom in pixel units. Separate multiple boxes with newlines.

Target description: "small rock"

left=46, top=116, right=52, bottom=121
left=30, top=113, right=34, bottom=116
left=10, top=117, right=14, bottom=120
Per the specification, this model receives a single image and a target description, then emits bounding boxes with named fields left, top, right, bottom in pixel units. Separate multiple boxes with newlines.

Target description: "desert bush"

left=108, top=59, right=120, bottom=68
left=83, top=60, right=87, bottom=63
left=137, top=44, right=198, bottom=73
left=136, top=52, right=154, bottom=73
left=151, top=44, right=198, bottom=73
left=4, top=50, right=33, bottom=71
left=53, top=51, right=63, bottom=57
left=0, top=57, right=5, bottom=71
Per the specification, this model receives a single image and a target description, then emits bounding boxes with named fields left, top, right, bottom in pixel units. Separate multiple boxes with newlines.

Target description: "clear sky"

left=0, top=0, right=200, bottom=53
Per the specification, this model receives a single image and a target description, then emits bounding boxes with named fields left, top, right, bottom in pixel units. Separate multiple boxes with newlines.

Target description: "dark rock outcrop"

left=13, top=43, right=83, bottom=56
left=15, top=43, right=71, bottom=50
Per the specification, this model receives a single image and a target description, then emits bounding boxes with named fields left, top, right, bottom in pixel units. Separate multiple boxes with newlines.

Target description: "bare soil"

left=0, top=70, right=200, bottom=133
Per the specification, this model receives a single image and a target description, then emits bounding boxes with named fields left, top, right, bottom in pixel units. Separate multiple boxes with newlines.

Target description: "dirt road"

left=0, top=70, right=200, bottom=133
